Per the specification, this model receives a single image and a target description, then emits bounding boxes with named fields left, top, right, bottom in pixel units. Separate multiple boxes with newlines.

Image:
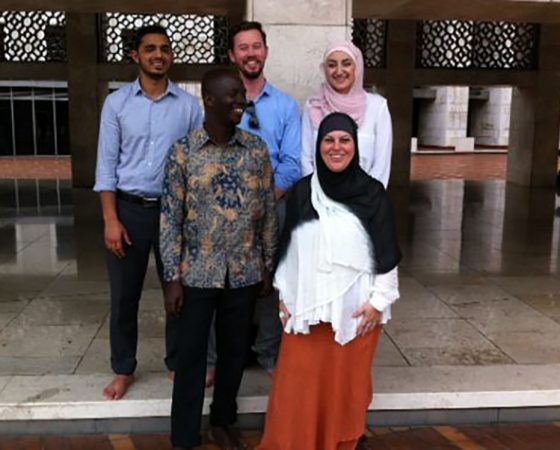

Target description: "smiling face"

left=324, top=50, right=356, bottom=95
left=228, top=29, right=268, bottom=80
left=204, top=73, right=247, bottom=127
left=131, top=33, right=173, bottom=80
left=319, top=130, right=356, bottom=173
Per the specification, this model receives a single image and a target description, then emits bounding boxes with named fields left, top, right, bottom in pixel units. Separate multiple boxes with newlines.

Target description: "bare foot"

left=167, top=370, right=175, bottom=382
left=103, top=374, right=134, bottom=400
left=205, top=367, right=216, bottom=388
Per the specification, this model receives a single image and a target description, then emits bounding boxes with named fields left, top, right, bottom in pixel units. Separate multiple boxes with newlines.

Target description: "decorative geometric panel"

left=472, top=22, right=538, bottom=69
left=99, top=13, right=230, bottom=64
left=417, top=20, right=538, bottom=70
left=352, top=19, right=386, bottom=69
left=0, top=11, right=66, bottom=62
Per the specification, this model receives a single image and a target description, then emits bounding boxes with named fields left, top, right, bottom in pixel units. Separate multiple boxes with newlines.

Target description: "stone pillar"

left=247, top=0, right=350, bottom=105
left=66, top=14, right=107, bottom=276
left=507, top=24, right=560, bottom=187
left=468, top=87, right=511, bottom=148
left=66, top=13, right=105, bottom=190
left=384, top=20, right=415, bottom=187
left=418, top=86, right=474, bottom=151
left=501, top=184, right=555, bottom=264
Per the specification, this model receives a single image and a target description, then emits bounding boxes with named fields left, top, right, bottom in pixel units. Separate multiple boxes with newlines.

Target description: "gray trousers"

left=207, top=199, right=286, bottom=371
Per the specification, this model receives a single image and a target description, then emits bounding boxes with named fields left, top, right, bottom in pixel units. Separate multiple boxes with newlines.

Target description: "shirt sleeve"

left=370, top=99, right=393, bottom=188
left=93, top=98, right=121, bottom=192
left=160, top=143, right=187, bottom=282
left=368, top=266, right=399, bottom=312
left=300, top=102, right=315, bottom=177
left=273, top=97, right=302, bottom=192
left=261, top=146, right=279, bottom=272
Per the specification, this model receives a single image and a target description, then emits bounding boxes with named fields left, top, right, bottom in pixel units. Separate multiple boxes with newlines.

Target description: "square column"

left=418, top=87, right=474, bottom=151
left=507, top=24, right=560, bottom=187
left=384, top=20, right=415, bottom=187
left=248, top=0, right=351, bottom=104
left=66, top=13, right=106, bottom=189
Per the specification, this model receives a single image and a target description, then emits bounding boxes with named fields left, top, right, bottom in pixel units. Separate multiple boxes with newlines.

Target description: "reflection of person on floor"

left=160, top=69, right=278, bottom=450
left=258, top=112, right=401, bottom=450
left=206, top=21, right=302, bottom=386
left=93, top=25, right=202, bottom=400
left=301, top=41, right=393, bottom=189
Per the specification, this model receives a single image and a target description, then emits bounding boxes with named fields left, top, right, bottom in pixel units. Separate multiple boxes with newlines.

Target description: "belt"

left=116, top=190, right=160, bottom=208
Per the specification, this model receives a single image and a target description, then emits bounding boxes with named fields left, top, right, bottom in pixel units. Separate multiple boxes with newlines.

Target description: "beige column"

left=247, top=0, right=350, bottom=105
left=384, top=20, right=415, bottom=187
left=418, top=86, right=474, bottom=151
left=507, top=24, right=560, bottom=187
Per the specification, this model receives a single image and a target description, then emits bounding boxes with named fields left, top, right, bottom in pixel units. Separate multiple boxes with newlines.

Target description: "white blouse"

left=301, top=93, right=393, bottom=188
left=274, top=174, right=399, bottom=345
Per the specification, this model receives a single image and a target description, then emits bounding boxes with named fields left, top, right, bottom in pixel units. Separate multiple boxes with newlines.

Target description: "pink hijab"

left=308, top=41, right=367, bottom=128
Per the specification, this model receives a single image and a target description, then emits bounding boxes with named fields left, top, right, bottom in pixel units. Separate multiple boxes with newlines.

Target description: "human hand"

left=279, top=300, right=291, bottom=328
left=274, top=187, right=285, bottom=200
left=164, top=281, right=184, bottom=317
left=259, top=270, right=273, bottom=297
left=352, top=303, right=382, bottom=337
left=104, top=219, right=131, bottom=258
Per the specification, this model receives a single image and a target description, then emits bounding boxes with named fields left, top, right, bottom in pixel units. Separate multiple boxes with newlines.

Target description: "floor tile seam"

left=443, top=295, right=560, bottom=329
left=30, top=291, right=110, bottom=302
left=507, top=291, right=560, bottom=328
left=0, top=309, right=24, bottom=334
left=33, top=260, right=73, bottom=301
left=381, top=329, right=413, bottom=367
left=0, top=298, right=35, bottom=332
left=423, top=279, right=528, bottom=307
left=456, top=319, right=518, bottom=365
left=71, top=311, right=111, bottom=375
left=419, top=316, right=517, bottom=364
left=0, top=375, right=14, bottom=398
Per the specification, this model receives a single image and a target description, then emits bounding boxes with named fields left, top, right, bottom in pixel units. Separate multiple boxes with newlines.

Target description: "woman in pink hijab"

left=301, top=41, right=393, bottom=188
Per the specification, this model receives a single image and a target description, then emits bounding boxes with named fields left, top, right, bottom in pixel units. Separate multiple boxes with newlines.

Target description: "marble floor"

left=2, top=178, right=560, bottom=423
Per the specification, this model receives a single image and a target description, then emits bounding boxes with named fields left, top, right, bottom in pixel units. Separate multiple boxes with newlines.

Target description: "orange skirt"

left=257, top=323, right=382, bottom=450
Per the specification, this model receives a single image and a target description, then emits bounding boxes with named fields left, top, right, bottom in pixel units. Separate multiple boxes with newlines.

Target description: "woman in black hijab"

left=258, top=112, right=401, bottom=450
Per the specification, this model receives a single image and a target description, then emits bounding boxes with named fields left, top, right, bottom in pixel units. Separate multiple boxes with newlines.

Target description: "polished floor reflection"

left=2, top=179, right=560, bottom=377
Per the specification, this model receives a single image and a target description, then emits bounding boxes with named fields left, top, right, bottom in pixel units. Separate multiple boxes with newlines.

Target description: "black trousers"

left=106, top=198, right=179, bottom=374
left=171, top=282, right=259, bottom=448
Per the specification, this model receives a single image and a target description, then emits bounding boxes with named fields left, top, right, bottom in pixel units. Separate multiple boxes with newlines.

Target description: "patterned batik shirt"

left=160, top=127, right=278, bottom=289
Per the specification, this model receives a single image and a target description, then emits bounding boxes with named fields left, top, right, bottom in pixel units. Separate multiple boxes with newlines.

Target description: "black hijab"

left=277, top=112, right=401, bottom=274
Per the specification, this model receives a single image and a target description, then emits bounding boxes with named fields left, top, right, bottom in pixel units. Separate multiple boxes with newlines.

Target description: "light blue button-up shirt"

left=94, top=79, right=203, bottom=197
left=239, top=82, right=301, bottom=192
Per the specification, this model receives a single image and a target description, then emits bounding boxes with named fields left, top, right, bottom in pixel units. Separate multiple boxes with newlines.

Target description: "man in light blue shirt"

left=94, top=25, right=202, bottom=400
left=206, top=21, right=301, bottom=385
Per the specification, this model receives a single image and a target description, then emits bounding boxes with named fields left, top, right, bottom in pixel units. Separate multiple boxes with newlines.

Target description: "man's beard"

left=239, top=63, right=263, bottom=80
left=144, top=71, right=167, bottom=81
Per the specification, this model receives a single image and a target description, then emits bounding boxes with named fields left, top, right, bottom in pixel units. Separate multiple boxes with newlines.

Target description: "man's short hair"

left=133, top=25, right=170, bottom=50
left=229, top=21, right=267, bottom=50
left=201, top=68, right=240, bottom=97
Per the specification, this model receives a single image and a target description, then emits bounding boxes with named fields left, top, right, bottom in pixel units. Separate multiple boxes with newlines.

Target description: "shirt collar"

left=252, top=81, right=272, bottom=103
left=191, top=127, right=249, bottom=152
left=133, top=78, right=178, bottom=99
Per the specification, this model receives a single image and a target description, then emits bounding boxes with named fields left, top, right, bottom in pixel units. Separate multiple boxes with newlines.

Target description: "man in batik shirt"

left=160, top=68, right=277, bottom=450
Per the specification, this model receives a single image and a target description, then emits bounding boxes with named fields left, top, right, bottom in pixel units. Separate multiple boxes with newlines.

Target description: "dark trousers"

left=171, top=283, right=259, bottom=448
left=207, top=199, right=286, bottom=370
left=106, top=198, right=179, bottom=375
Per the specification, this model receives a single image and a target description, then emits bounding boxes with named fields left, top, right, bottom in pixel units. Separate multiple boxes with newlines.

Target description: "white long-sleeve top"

left=274, top=174, right=399, bottom=345
left=301, top=93, right=393, bottom=188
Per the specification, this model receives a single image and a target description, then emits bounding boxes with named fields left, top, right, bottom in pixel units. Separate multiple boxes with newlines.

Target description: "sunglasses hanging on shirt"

left=245, top=101, right=260, bottom=130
